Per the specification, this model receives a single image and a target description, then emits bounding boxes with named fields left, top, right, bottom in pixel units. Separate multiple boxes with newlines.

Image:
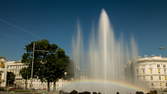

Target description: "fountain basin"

left=61, top=80, right=147, bottom=94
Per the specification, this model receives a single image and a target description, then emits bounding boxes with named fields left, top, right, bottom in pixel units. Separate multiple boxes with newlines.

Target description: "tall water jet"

left=99, top=9, right=113, bottom=81
left=72, top=23, right=83, bottom=79
left=63, top=9, right=148, bottom=94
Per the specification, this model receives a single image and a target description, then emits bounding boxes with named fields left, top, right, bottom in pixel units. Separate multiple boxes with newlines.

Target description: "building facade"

left=5, top=61, right=27, bottom=88
left=135, top=56, right=167, bottom=90
left=0, top=59, right=67, bottom=90
left=0, top=57, right=6, bottom=87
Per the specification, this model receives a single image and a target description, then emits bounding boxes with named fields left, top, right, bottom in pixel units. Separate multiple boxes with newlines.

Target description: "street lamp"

left=159, top=46, right=167, bottom=50
left=30, top=42, right=49, bottom=89
left=30, top=42, right=35, bottom=89
left=158, top=46, right=167, bottom=58
left=64, top=72, right=67, bottom=77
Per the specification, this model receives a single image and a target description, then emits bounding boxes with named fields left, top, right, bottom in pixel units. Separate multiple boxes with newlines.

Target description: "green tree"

left=7, top=72, right=15, bottom=86
left=21, top=39, right=70, bottom=91
left=20, top=67, right=31, bottom=89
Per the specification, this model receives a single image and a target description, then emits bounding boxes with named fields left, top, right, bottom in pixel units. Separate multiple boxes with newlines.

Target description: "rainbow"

left=61, top=79, right=149, bottom=93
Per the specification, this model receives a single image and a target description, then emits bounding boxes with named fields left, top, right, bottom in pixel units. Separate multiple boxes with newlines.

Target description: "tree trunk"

left=25, top=80, right=27, bottom=89
left=47, top=81, right=50, bottom=91
left=53, top=81, right=56, bottom=91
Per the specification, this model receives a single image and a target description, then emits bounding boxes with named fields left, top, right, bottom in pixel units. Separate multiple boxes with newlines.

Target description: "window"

left=151, top=83, right=154, bottom=86
left=143, top=68, right=145, bottom=74
left=160, top=83, right=162, bottom=86
left=165, top=69, right=166, bottom=73
left=136, top=69, right=138, bottom=73
left=159, top=76, right=161, bottom=80
left=165, top=76, right=167, bottom=80
left=157, top=64, right=160, bottom=67
left=166, top=83, right=167, bottom=86
left=151, top=76, right=153, bottom=80
left=158, top=69, right=161, bottom=74
left=149, top=68, right=152, bottom=74
left=164, top=65, right=166, bottom=68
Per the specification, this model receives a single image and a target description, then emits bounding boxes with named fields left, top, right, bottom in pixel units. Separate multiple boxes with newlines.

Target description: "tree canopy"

left=21, top=39, right=70, bottom=91
left=7, top=72, right=15, bottom=86
left=20, top=67, right=31, bottom=80
left=20, top=67, right=31, bottom=89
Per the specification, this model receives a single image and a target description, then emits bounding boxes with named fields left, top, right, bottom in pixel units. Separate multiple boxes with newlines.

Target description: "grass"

left=0, top=87, right=53, bottom=94
left=12, top=89, right=32, bottom=92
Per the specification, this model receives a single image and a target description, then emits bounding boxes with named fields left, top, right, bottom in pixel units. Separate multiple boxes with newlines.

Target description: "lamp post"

left=30, top=42, right=49, bottom=89
left=159, top=47, right=167, bottom=50
left=30, top=42, right=35, bottom=89
left=62, top=72, right=67, bottom=89
left=159, top=46, right=167, bottom=57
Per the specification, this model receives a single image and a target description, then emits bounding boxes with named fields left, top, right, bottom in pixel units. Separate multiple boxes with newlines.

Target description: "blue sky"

left=0, top=0, right=167, bottom=60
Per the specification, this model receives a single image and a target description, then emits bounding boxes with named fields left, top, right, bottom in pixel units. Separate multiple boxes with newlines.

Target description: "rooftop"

left=137, top=56, right=167, bottom=63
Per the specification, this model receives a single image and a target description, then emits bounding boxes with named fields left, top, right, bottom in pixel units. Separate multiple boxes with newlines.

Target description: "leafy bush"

left=0, top=87, right=5, bottom=91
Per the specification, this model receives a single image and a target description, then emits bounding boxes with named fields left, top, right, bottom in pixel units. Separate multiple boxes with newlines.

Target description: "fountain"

left=62, top=9, right=148, bottom=94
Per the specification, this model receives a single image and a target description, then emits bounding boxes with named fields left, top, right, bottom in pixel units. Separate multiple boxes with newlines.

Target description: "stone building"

left=0, top=58, right=67, bottom=90
left=135, top=56, right=167, bottom=90
left=0, top=57, right=6, bottom=87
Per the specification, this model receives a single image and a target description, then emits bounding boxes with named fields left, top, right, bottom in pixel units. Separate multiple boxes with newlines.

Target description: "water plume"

left=68, top=9, right=147, bottom=94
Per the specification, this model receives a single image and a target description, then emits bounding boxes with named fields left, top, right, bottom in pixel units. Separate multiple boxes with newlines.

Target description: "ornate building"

left=135, top=56, right=167, bottom=90
left=5, top=61, right=27, bottom=87
left=0, top=57, right=6, bottom=87
left=0, top=58, right=67, bottom=90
